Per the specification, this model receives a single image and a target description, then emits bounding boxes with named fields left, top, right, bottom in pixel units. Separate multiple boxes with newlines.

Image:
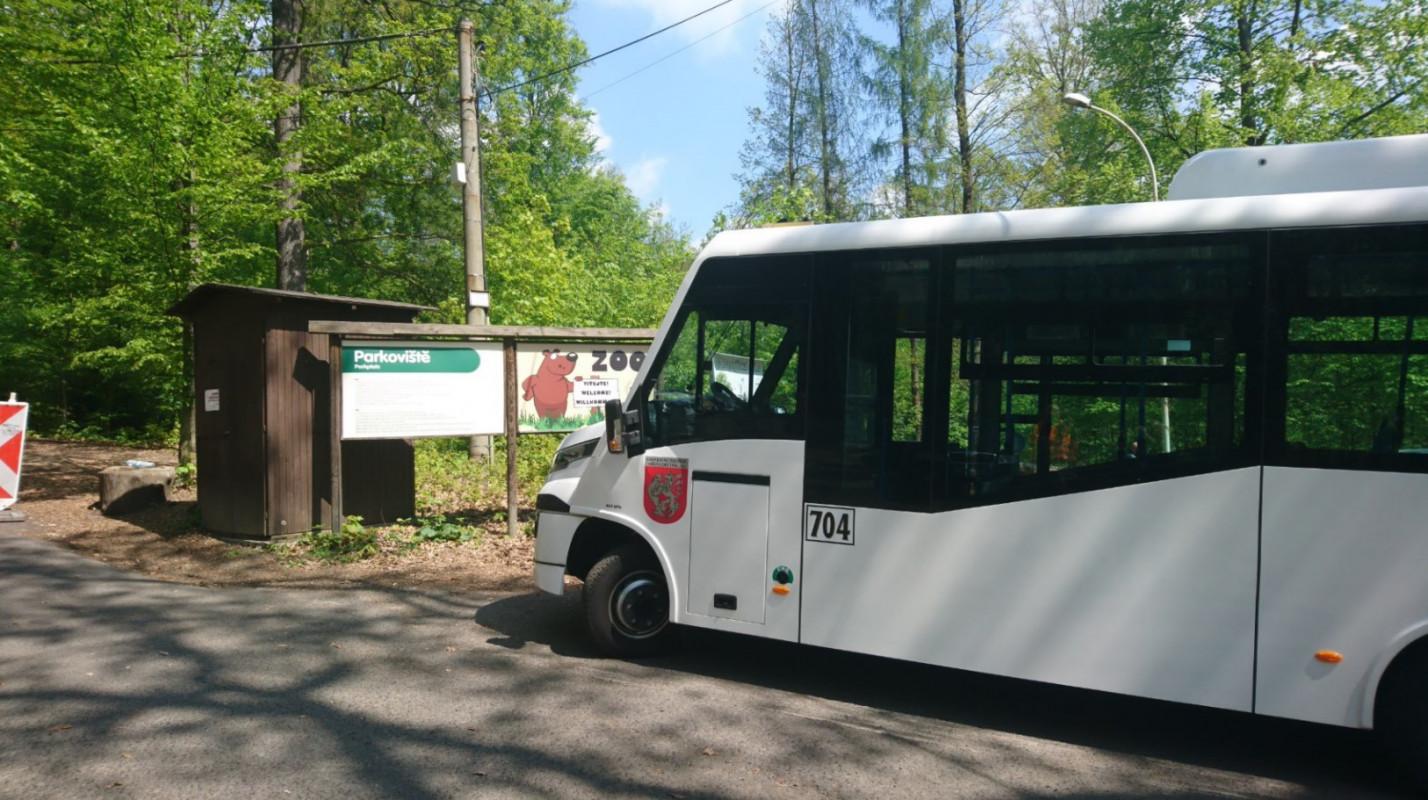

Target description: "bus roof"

left=698, top=184, right=1428, bottom=263
left=1168, top=134, right=1428, bottom=200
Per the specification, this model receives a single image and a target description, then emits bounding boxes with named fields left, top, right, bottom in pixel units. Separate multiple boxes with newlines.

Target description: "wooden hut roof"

left=167, top=283, right=431, bottom=319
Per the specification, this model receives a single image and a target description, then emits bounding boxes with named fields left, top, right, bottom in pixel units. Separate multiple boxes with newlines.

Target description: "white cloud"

left=624, top=155, right=668, bottom=201
left=586, top=112, right=613, bottom=157
left=587, top=0, right=769, bottom=58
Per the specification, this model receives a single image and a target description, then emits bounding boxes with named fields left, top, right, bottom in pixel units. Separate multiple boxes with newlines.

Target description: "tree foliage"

left=0, top=0, right=691, bottom=438
left=735, top=0, right=868, bottom=224
left=729, top=0, right=1428, bottom=221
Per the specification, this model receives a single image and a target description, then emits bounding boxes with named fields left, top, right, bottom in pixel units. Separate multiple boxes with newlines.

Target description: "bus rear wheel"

left=583, top=545, right=675, bottom=658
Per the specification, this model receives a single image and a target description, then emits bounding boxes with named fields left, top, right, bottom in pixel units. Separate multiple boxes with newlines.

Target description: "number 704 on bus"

left=805, top=505, right=855, bottom=546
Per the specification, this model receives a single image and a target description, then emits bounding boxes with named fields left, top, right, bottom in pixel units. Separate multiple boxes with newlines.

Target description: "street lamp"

left=1061, top=92, right=1159, bottom=201
left=1062, top=91, right=1170, bottom=454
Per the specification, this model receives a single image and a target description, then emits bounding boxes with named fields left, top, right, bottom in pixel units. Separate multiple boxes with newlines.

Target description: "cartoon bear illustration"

left=522, top=351, right=581, bottom=420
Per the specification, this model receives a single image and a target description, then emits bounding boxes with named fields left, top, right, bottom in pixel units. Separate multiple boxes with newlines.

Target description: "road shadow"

left=474, top=589, right=1417, bottom=798
left=0, top=532, right=714, bottom=799
left=4, top=524, right=1414, bottom=800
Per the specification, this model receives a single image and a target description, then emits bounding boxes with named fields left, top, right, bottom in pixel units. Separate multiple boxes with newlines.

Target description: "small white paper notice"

left=573, top=379, right=619, bottom=407
left=204, top=389, right=221, bottom=412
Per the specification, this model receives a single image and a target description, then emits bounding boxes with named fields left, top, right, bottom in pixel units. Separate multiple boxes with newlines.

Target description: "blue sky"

left=566, top=0, right=780, bottom=238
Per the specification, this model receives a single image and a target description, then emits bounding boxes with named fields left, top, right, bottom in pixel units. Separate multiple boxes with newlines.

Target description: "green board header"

left=342, top=346, right=480, bottom=374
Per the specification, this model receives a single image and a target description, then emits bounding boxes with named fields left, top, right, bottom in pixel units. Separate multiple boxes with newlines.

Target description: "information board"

left=341, top=342, right=504, bottom=439
left=515, top=342, right=649, bottom=433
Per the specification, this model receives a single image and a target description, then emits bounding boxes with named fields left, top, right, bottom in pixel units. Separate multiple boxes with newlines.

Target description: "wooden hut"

left=169, top=284, right=429, bottom=540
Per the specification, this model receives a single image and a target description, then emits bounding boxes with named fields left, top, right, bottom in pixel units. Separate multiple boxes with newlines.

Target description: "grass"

left=413, top=436, right=558, bottom=518
left=297, top=516, right=379, bottom=563
left=41, top=421, right=175, bottom=449
left=60, top=429, right=558, bottom=566
left=278, top=435, right=558, bottom=565
left=518, top=409, right=604, bottom=432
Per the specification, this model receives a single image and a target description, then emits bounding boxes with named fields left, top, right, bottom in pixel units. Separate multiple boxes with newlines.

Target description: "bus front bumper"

left=534, top=511, right=581, bottom=595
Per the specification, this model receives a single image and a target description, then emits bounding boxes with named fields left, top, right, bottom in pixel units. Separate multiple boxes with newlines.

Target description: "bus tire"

left=583, top=545, right=675, bottom=658
left=1378, top=647, right=1428, bottom=789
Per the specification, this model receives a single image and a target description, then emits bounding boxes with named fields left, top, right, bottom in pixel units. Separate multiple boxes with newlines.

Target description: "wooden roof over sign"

left=307, top=320, right=656, bottom=342
left=168, top=283, right=433, bottom=318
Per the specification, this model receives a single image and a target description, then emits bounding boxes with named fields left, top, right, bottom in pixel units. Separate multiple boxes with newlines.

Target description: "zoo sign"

left=516, top=343, right=649, bottom=433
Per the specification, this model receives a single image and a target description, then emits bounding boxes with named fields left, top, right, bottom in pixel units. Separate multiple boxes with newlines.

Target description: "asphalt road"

left=0, top=527, right=1415, bottom=799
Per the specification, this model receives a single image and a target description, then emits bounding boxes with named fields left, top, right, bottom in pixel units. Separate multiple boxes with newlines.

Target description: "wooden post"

left=458, top=19, right=493, bottom=464
left=457, top=19, right=488, bottom=327
left=504, top=336, right=519, bottom=537
left=329, top=336, right=344, bottom=531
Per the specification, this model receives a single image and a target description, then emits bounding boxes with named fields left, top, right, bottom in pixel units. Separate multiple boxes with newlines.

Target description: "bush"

left=410, top=515, right=481, bottom=545
left=300, top=515, right=378, bottom=562
left=413, top=436, right=560, bottom=521
left=174, top=462, right=197, bottom=489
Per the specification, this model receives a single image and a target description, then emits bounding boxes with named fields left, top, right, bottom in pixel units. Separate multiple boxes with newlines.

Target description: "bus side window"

left=892, top=337, right=926, bottom=442
left=1274, top=225, right=1428, bottom=469
left=806, top=253, right=933, bottom=510
left=645, top=309, right=701, bottom=445
left=938, top=235, right=1256, bottom=509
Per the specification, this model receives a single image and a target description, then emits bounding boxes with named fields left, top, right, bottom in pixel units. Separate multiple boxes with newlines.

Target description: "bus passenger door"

left=1257, top=225, right=1428, bottom=728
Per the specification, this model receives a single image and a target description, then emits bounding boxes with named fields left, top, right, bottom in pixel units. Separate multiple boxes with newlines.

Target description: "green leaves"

left=300, top=516, right=380, bottom=562
left=733, top=0, right=1428, bottom=223
left=2, top=0, right=690, bottom=440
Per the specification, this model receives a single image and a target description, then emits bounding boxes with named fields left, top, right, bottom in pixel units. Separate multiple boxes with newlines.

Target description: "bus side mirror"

left=604, top=399, right=625, bottom=455
left=603, top=399, right=645, bottom=457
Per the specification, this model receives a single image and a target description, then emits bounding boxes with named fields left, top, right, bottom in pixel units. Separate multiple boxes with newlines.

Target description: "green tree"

left=0, top=0, right=690, bottom=443
left=1063, top=0, right=1428, bottom=204
left=733, top=0, right=866, bottom=226
left=0, top=0, right=272, bottom=436
left=860, top=0, right=952, bottom=217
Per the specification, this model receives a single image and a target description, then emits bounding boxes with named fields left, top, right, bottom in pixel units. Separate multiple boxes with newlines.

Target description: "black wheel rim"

left=610, top=570, right=668, bottom=640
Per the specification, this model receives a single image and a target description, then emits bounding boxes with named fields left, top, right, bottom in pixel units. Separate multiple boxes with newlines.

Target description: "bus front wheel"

left=583, top=545, right=675, bottom=658
left=1378, top=647, right=1428, bottom=789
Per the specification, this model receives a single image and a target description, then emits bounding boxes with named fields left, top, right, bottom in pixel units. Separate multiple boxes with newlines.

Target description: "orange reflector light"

left=772, top=585, right=791, bottom=596
left=1315, top=650, right=1344, bottom=664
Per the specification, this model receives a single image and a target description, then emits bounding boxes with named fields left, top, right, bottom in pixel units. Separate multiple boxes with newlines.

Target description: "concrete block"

left=98, top=466, right=176, bottom=516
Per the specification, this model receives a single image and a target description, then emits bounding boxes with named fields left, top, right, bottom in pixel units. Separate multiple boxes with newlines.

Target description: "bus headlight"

left=552, top=438, right=598, bottom=472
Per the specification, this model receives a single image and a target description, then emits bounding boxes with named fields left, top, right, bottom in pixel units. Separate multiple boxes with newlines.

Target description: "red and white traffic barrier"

left=0, top=394, right=28, bottom=519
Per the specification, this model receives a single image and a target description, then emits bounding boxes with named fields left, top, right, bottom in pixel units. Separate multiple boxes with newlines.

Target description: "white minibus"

left=533, top=134, right=1428, bottom=780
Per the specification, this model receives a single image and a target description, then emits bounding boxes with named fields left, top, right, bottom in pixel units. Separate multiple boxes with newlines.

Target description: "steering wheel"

left=708, top=381, right=744, bottom=412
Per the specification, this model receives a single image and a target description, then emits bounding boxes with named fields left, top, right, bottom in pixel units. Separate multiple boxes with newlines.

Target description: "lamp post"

left=1062, top=91, right=1170, bottom=454
left=1061, top=92, right=1159, bottom=201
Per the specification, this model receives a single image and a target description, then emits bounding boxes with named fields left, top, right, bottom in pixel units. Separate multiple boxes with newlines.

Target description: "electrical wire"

left=488, top=0, right=738, bottom=96
left=23, top=27, right=451, bottom=66
left=580, top=0, right=777, bottom=102
left=19, top=0, right=755, bottom=105
left=251, top=27, right=451, bottom=54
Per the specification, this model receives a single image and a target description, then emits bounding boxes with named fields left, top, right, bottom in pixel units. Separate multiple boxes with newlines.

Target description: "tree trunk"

left=952, top=0, right=974, bottom=213
left=176, top=8, right=201, bottom=466
left=808, top=0, right=835, bottom=218
left=179, top=169, right=199, bottom=467
left=273, top=0, right=307, bottom=291
left=897, top=0, right=913, bottom=217
left=179, top=323, right=197, bottom=466
left=1236, top=5, right=1261, bottom=146
left=785, top=13, right=799, bottom=194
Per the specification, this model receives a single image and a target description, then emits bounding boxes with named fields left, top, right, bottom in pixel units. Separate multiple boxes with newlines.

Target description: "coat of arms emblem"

left=643, top=457, right=688, bottom=524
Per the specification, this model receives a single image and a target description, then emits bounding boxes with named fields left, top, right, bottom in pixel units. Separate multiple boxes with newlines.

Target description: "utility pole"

left=458, top=19, right=493, bottom=462
left=273, top=0, right=307, bottom=291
